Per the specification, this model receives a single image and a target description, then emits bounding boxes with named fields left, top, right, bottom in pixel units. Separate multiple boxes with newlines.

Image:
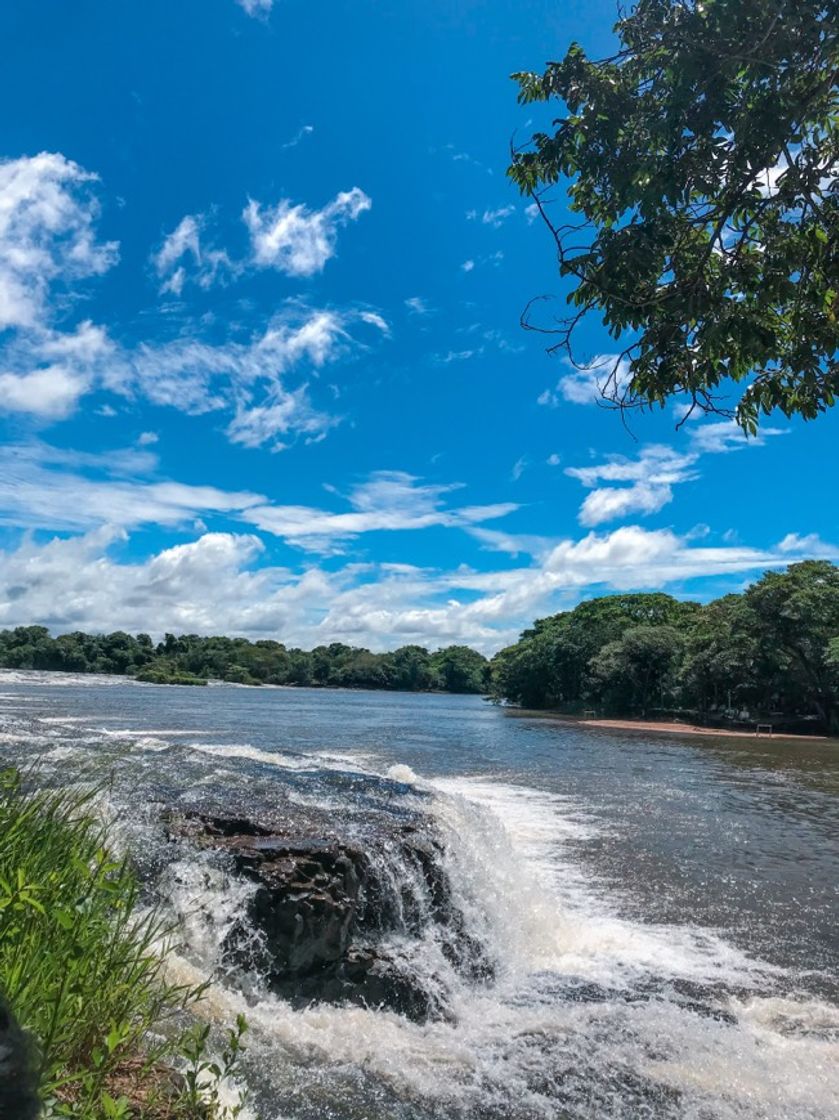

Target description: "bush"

left=0, top=769, right=247, bottom=1119
left=135, top=669, right=208, bottom=687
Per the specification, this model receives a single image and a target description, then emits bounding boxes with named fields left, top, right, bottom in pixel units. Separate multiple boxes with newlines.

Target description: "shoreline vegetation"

left=0, top=629, right=490, bottom=694
left=490, top=562, right=839, bottom=739
left=0, top=768, right=248, bottom=1120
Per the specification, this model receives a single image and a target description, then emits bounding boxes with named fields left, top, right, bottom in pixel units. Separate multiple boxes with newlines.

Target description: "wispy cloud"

left=466, top=205, right=515, bottom=228
left=244, top=470, right=518, bottom=553
left=281, top=124, right=314, bottom=149
left=152, top=213, right=237, bottom=295
left=538, top=354, right=632, bottom=408
left=405, top=296, right=432, bottom=315
left=243, top=186, right=371, bottom=277
left=236, top=0, right=273, bottom=17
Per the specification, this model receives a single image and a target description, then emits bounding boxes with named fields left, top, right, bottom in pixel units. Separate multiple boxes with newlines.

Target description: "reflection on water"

left=1, top=670, right=838, bottom=1119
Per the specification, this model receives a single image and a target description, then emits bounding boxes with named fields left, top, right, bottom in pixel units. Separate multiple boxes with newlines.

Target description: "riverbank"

left=506, top=708, right=831, bottom=742
left=0, top=770, right=247, bottom=1119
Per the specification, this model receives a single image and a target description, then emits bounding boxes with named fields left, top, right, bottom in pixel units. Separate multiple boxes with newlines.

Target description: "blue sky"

left=0, top=0, right=835, bottom=653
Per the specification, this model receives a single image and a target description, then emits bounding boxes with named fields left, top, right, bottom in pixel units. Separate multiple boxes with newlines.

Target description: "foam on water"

left=150, top=763, right=838, bottom=1119
left=2, top=681, right=836, bottom=1119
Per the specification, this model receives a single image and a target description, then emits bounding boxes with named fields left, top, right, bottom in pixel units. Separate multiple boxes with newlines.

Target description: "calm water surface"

left=1, top=672, right=838, bottom=1119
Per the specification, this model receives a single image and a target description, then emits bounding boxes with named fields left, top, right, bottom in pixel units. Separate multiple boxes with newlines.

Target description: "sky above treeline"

left=0, top=0, right=836, bottom=654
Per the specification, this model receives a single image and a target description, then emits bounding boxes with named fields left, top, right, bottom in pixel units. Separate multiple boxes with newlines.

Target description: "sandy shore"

left=506, top=708, right=830, bottom=743
left=579, top=717, right=829, bottom=742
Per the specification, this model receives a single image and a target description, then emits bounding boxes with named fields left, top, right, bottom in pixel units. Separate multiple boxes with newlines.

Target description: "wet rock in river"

left=163, top=808, right=492, bottom=1020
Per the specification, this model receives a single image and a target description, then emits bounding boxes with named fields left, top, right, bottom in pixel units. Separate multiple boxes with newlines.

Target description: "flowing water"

left=1, top=670, right=838, bottom=1119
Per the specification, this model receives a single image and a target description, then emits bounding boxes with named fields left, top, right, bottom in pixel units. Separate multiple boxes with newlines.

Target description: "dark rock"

left=0, top=995, right=39, bottom=1120
left=163, top=808, right=493, bottom=1021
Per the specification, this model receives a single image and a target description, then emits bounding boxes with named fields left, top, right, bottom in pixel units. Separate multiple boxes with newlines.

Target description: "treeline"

left=0, top=626, right=489, bottom=693
left=490, top=561, right=839, bottom=735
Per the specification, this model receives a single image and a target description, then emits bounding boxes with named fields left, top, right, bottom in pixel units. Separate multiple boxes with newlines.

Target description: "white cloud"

left=687, top=419, right=786, bottom=454
left=566, top=445, right=698, bottom=489
left=561, top=355, right=633, bottom=406
left=0, top=441, right=264, bottom=532
left=0, top=517, right=830, bottom=653
left=777, top=532, right=835, bottom=557
left=281, top=124, right=314, bottom=149
left=225, top=387, right=335, bottom=451
left=525, top=202, right=540, bottom=224
left=0, top=152, right=118, bottom=331
left=1, top=300, right=379, bottom=448
left=244, top=470, right=518, bottom=553
left=547, top=453, right=561, bottom=466
left=466, top=205, right=515, bottom=228
left=564, top=420, right=786, bottom=529
left=405, top=296, right=431, bottom=315
left=511, top=456, right=528, bottom=481
left=137, top=431, right=159, bottom=446
left=565, top=445, right=698, bottom=527
left=243, top=187, right=371, bottom=277
left=152, top=213, right=237, bottom=296
left=0, top=366, right=89, bottom=419
left=433, top=348, right=480, bottom=364
left=236, top=0, right=273, bottom=16
left=578, top=481, right=674, bottom=527
left=461, top=259, right=475, bottom=272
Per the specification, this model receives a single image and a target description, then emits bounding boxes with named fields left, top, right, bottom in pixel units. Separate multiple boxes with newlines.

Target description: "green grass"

left=0, top=768, right=248, bottom=1119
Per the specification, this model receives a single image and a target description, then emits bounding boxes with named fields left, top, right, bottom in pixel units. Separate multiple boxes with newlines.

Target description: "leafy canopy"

left=509, top=0, right=839, bottom=430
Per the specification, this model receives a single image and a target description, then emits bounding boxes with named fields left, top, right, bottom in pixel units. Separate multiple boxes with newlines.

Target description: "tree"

left=431, top=646, right=489, bottom=693
left=382, top=646, right=439, bottom=692
left=509, top=0, right=839, bottom=431
left=679, top=595, right=763, bottom=715
left=587, top=624, right=685, bottom=714
left=490, top=593, right=698, bottom=709
left=744, top=560, right=839, bottom=730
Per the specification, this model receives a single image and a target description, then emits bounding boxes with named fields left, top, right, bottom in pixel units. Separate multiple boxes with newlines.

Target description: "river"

left=1, top=670, right=838, bottom=1119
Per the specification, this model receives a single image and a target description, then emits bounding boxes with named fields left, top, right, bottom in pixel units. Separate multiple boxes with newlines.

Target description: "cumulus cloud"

left=564, top=422, right=786, bottom=529
left=0, top=366, right=89, bottom=419
left=687, top=419, right=786, bottom=454
left=0, top=153, right=385, bottom=445
left=577, top=481, right=674, bottom=527
left=0, top=152, right=118, bottom=331
left=565, top=445, right=698, bottom=527
left=243, top=187, right=371, bottom=277
left=777, top=532, right=836, bottom=557
left=0, top=522, right=825, bottom=653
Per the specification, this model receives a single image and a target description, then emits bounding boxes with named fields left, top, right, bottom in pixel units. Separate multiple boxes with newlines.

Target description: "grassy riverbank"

left=0, top=769, right=247, bottom=1119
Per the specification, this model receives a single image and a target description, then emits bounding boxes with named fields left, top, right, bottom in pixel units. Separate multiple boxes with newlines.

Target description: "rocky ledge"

left=163, top=809, right=491, bottom=1020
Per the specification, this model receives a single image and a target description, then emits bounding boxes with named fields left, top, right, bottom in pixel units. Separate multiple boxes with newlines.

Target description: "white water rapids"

left=1, top=673, right=838, bottom=1119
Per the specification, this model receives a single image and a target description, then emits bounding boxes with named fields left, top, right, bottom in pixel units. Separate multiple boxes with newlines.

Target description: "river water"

left=1, top=671, right=838, bottom=1119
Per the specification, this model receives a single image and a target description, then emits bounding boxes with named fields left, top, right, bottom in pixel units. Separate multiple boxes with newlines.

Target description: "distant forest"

left=0, top=627, right=490, bottom=694
left=491, top=562, right=839, bottom=735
